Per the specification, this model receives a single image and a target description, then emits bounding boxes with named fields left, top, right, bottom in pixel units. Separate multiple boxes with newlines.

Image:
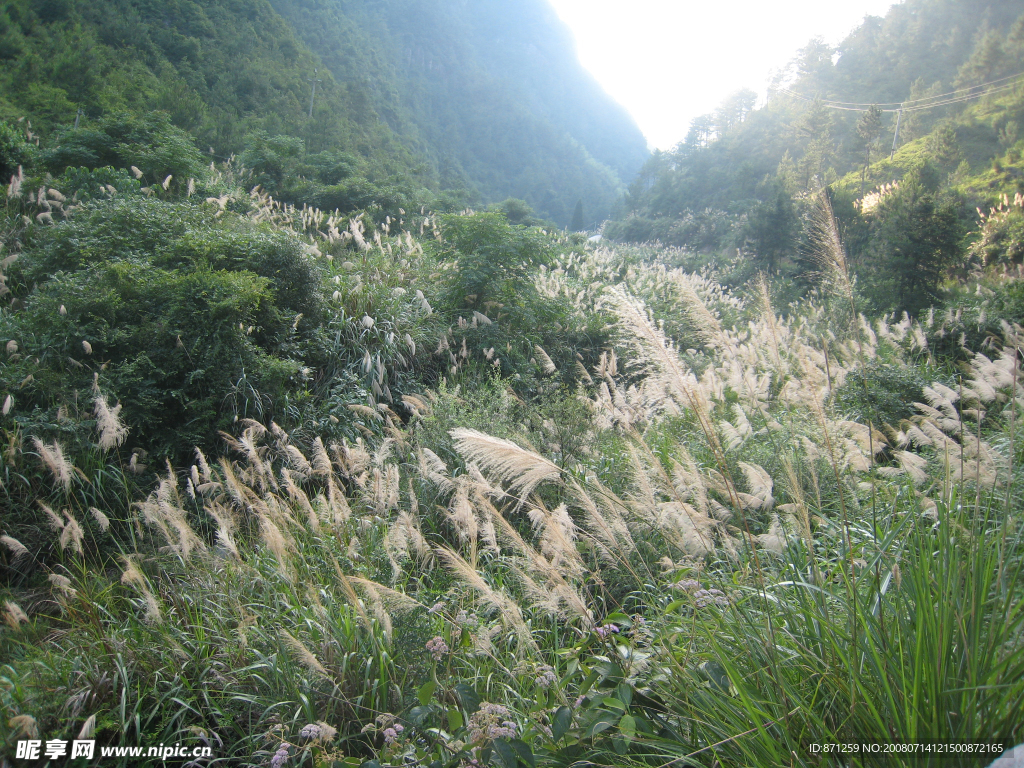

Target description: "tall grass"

left=2, top=202, right=1022, bottom=766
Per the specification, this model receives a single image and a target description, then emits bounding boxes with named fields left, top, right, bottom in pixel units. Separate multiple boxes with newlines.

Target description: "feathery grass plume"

left=120, top=555, right=146, bottom=587
left=757, top=515, right=789, bottom=553
left=1, top=535, right=28, bottom=561
left=221, top=424, right=277, bottom=492
left=2, top=394, right=11, bottom=415
left=435, top=544, right=535, bottom=650
left=281, top=468, right=318, bottom=531
left=779, top=457, right=813, bottom=545
left=285, top=445, right=312, bottom=477
left=605, top=288, right=741, bottom=507
left=326, top=476, right=352, bottom=526
left=3, top=600, right=28, bottom=629
left=138, top=468, right=207, bottom=560
left=667, top=456, right=709, bottom=523
left=526, top=502, right=584, bottom=576
left=450, top=428, right=562, bottom=500
left=8, top=715, right=38, bottom=739
left=93, top=395, right=128, bottom=450
left=48, top=573, right=75, bottom=595
left=120, top=556, right=163, bottom=622
left=310, top=437, right=332, bottom=477
left=195, top=447, right=213, bottom=483
left=574, top=360, right=594, bottom=384
left=78, top=714, right=97, bottom=740
left=417, top=447, right=455, bottom=493
left=567, top=477, right=637, bottom=564
left=486, top=501, right=592, bottom=624
left=738, top=462, right=775, bottom=511
left=348, top=577, right=424, bottom=640
left=259, top=513, right=294, bottom=578
left=807, top=190, right=855, bottom=310
left=89, top=507, right=110, bottom=533
left=385, top=510, right=433, bottom=570
left=331, top=560, right=373, bottom=632
left=32, top=437, right=73, bottom=490
left=754, top=273, right=783, bottom=369
left=205, top=502, right=240, bottom=558
left=670, top=274, right=726, bottom=348
left=402, top=394, right=431, bottom=416
left=446, top=478, right=479, bottom=546
left=280, top=629, right=329, bottom=679
left=534, top=345, right=557, bottom=375
left=59, top=511, right=85, bottom=555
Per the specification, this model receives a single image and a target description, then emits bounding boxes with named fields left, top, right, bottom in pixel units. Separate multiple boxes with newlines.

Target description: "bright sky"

left=546, top=0, right=900, bottom=150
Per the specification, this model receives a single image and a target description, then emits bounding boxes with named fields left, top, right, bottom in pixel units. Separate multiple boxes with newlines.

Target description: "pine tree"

left=570, top=199, right=585, bottom=232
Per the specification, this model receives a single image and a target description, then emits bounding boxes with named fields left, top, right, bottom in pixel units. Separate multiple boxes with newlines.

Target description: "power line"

left=786, top=70, right=1024, bottom=109
left=778, top=71, right=1024, bottom=113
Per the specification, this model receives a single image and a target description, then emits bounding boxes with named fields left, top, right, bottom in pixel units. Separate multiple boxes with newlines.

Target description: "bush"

left=39, top=111, right=205, bottom=187
left=3, top=197, right=323, bottom=457
left=836, top=361, right=930, bottom=428
left=0, top=120, right=35, bottom=180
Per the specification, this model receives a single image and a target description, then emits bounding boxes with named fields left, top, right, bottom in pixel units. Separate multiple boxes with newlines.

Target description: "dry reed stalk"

left=32, top=438, right=73, bottom=490
left=434, top=545, right=536, bottom=651
left=0, top=535, right=28, bottom=561
left=449, top=429, right=562, bottom=500
left=93, top=395, right=128, bottom=450
left=280, top=629, right=330, bottom=678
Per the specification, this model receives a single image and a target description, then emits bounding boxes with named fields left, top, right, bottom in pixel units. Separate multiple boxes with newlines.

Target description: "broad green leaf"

left=454, top=683, right=481, bottom=714
left=492, top=738, right=517, bottom=768
left=619, top=713, right=636, bottom=743
left=417, top=680, right=437, bottom=707
left=551, top=706, right=572, bottom=741
left=447, top=708, right=463, bottom=731
left=510, top=739, right=536, bottom=768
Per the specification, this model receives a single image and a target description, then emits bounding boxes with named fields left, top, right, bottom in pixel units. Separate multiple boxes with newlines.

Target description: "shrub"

left=4, top=197, right=323, bottom=457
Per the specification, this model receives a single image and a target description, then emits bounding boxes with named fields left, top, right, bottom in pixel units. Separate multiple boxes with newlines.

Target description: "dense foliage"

left=606, top=0, right=1024, bottom=316
left=2, top=1, right=1024, bottom=766
left=0, top=0, right=647, bottom=225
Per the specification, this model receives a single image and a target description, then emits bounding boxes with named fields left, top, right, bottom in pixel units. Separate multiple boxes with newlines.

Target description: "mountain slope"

left=607, top=0, right=1024, bottom=244
left=269, top=0, right=649, bottom=225
left=0, top=0, right=648, bottom=225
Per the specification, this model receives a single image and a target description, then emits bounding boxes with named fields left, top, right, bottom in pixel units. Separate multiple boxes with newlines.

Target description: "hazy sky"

left=545, top=0, right=900, bottom=150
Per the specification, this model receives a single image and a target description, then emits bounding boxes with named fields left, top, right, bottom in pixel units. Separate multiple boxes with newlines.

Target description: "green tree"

left=856, top=105, right=883, bottom=195
left=570, top=199, right=584, bottom=232
left=863, top=175, right=965, bottom=315
left=742, top=175, right=799, bottom=273
left=797, top=98, right=834, bottom=188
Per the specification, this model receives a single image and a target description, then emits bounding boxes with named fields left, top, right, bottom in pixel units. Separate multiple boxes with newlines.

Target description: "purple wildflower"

left=425, top=635, right=449, bottom=661
left=270, top=744, right=289, bottom=768
left=467, top=703, right=517, bottom=744
left=534, top=664, right=557, bottom=688
left=693, top=588, right=729, bottom=608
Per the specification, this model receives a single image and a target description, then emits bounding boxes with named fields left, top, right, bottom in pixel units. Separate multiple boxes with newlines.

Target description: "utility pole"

left=307, top=69, right=322, bottom=118
left=890, top=104, right=903, bottom=160
left=73, top=108, right=83, bottom=130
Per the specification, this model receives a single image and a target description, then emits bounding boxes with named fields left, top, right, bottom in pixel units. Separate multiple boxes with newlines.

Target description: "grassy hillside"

left=0, top=0, right=648, bottom=225
left=1, top=161, right=1022, bottom=762
left=605, top=0, right=1024, bottom=316
left=1, top=1, right=1023, bottom=764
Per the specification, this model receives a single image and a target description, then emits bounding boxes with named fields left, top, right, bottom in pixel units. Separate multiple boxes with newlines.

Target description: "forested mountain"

left=607, top=0, right=1024, bottom=314
left=0, top=0, right=648, bottom=224
left=3, top=0, right=1024, bottom=760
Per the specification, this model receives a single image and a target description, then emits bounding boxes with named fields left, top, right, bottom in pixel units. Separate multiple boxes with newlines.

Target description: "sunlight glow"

left=545, top=0, right=901, bottom=150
